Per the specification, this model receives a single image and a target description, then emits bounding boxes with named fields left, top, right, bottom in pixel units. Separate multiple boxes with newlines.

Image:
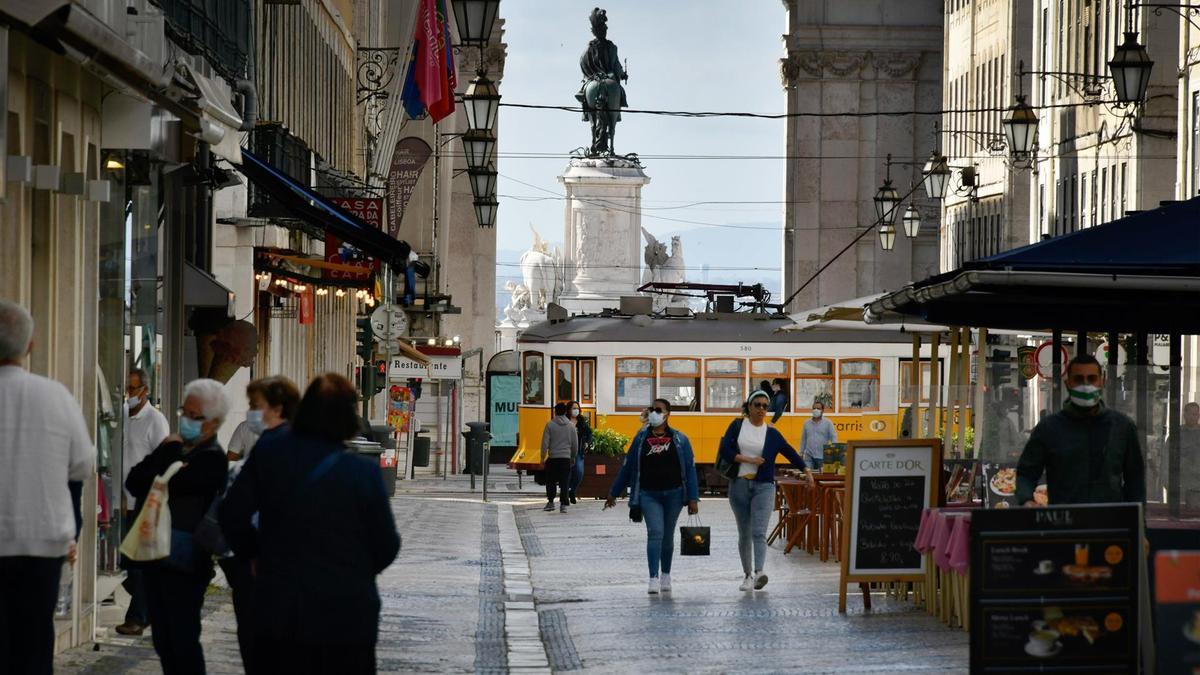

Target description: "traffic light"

left=407, top=377, right=422, bottom=401
left=374, top=360, right=387, bottom=395
left=355, top=316, right=374, bottom=363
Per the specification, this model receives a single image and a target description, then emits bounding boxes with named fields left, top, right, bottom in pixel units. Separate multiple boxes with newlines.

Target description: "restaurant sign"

left=325, top=197, right=384, bottom=282
left=969, top=503, right=1145, bottom=674
left=838, top=439, right=943, bottom=613
left=388, top=355, right=462, bottom=380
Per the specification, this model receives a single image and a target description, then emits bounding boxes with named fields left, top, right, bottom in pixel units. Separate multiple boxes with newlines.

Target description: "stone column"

left=557, top=158, right=651, bottom=314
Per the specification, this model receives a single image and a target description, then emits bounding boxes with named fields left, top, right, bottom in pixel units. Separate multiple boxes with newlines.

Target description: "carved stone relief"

left=780, top=50, right=925, bottom=88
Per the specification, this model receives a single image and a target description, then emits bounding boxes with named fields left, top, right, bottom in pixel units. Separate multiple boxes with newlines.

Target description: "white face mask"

left=812, top=409, right=823, bottom=419
left=647, top=411, right=665, bottom=427
left=571, top=408, right=580, bottom=418
left=1068, top=384, right=1101, bottom=408
left=246, top=409, right=266, bottom=434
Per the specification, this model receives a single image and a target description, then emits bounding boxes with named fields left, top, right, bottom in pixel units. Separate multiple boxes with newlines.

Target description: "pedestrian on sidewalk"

left=604, top=399, right=700, bottom=595
left=126, top=378, right=229, bottom=674
left=568, top=400, right=592, bottom=504
left=799, top=398, right=837, bottom=472
left=219, top=373, right=400, bottom=674
left=540, top=402, right=579, bottom=513
left=0, top=302, right=95, bottom=675
left=218, top=375, right=300, bottom=674
left=718, top=390, right=806, bottom=592
left=116, top=367, right=169, bottom=637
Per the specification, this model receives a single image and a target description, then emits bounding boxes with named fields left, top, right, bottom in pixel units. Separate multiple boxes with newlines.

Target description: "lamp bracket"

left=1132, top=3, right=1200, bottom=32
left=941, top=128, right=1008, bottom=156
left=356, top=47, right=403, bottom=106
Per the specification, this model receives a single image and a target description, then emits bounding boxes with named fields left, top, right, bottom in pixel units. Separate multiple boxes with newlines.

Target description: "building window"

left=839, top=359, right=881, bottom=411
left=1081, top=173, right=1088, bottom=229
left=1193, top=91, right=1200, bottom=195
left=705, top=358, right=746, bottom=412
left=615, top=358, right=655, bottom=411
left=580, top=360, right=595, bottom=405
left=1039, top=183, right=1047, bottom=236
left=1120, top=162, right=1127, bottom=215
left=1100, top=167, right=1108, bottom=223
left=1090, top=169, right=1097, bottom=228
left=659, top=358, right=700, bottom=412
left=795, top=358, right=835, bottom=411
left=522, top=352, right=545, bottom=405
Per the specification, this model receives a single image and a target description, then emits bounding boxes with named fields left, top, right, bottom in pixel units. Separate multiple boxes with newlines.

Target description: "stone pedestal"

left=557, top=157, right=650, bottom=315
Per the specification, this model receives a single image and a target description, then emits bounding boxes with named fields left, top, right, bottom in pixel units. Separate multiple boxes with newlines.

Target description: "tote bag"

left=680, top=514, right=710, bottom=556
left=119, top=461, right=184, bottom=562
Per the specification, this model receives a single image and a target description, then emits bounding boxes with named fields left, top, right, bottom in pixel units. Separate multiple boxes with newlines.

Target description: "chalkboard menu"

left=838, top=439, right=942, bottom=613
left=969, top=503, right=1145, bottom=674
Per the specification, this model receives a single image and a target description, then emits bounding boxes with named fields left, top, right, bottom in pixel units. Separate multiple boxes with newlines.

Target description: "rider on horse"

left=576, top=8, right=628, bottom=156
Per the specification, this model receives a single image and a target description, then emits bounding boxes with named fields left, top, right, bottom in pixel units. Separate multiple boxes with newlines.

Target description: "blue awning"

left=233, top=149, right=411, bottom=269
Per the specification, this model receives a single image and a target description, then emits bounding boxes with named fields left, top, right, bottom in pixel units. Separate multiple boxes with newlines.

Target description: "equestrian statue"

left=576, top=8, right=628, bottom=157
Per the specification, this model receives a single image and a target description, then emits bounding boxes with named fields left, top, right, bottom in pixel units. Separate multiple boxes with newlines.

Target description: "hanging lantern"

left=873, top=179, right=900, bottom=225
left=922, top=151, right=952, bottom=200
left=474, top=199, right=498, bottom=228
left=462, top=74, right=500, bottom=133
left=450, top=0, right=500, bottom=45
left=1002, top=95, right=1039, bottom=159
left=461, top=130, right=496, bottom=171
left=878, top=223, right=897, bottom=251
left=902, top=205, right=921, bottom=239
left=1108, top=32, right=1154, bottom=105
left=468, top=168, right=497, bottom=201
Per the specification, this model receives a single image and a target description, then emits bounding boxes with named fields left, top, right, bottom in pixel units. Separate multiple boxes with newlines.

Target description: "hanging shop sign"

left=325, top=197, right=384, bottom=282
left=389, top=354, right=462, bottom=380
left=1035, top=342, right=1070, bottom=379
left=385, top=137, right=433, bottom=238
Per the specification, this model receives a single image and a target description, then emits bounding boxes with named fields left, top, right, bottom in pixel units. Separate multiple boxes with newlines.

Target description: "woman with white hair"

left=126, top=378, right=229, bottom=674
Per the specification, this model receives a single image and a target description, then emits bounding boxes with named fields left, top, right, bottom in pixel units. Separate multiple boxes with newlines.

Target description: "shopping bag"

left=680, top=515, right=710, bottom=556
left=119, top=461, right=184, bottom=562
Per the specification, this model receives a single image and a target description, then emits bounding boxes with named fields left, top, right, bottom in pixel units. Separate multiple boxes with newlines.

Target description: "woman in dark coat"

left=567, top=400, right=592, bottom=503
left=219, top=373, right=401, bottom=673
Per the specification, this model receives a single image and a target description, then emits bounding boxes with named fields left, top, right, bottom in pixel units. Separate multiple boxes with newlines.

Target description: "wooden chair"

left=767, top=483, right=790, bottom=546
left=826, top=487, right=845, bottom=562
left=782, top=477, right=815, bottom=554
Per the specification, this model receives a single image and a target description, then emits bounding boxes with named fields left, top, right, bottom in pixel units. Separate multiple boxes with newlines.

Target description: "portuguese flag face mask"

left=1068, top=384, right=1102, bottom=408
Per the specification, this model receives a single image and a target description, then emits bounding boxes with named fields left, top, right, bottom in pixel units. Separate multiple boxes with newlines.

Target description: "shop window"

left=659, top=358, right=700, bottom=412
left=579, top=360, right=595, bottom=405
left=901, top=359, right=934, bottom=405
left=705, top=358, right=745, bottom=412
left=553, top=359, right=576, bottom=403
left=522, top=352, right=544, bottom=405
left=840, top=359, right=880, bottom=411
left=794, top=358, right=834, bottom=411
left=616, top=358, right=655, bottom=411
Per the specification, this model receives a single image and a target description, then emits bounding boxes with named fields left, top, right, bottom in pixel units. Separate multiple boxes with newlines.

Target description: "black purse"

left=629, top=504, right=642, bottom=523
left=715, top=420, right=741, bottom=479
left=680, top=515, right=710, bottom=556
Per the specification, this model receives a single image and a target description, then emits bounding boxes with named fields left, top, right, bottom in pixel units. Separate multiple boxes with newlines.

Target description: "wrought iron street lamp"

left=474, top=199, right=498, bottom=228
left=874, top=154, right=901, bottom=226
left=461, top=129, right=496, bottom=170
left=921, top=151, right=951, bottom=200
left=878, top=223, right=897, bottom=251
left=468, top=167, right=497, bottom=201
left=451, top=0, right=501, bottom=45
left=1108, top=31, right=1154, bottom=104
left=463, top=73, right=500, bottom=133
left=902, top=205, right=921, bottom=239
left=1002, top=95, right=1038, bottom=160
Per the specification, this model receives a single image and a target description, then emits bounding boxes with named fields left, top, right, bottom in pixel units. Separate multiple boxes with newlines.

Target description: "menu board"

left=838, top=439, right=942, bottom=613
left=983, top=462, right=1048, bottom=510
left=969, top=503, right=1145, bottom=674
left=1155, top=551, right=1200, bottom=675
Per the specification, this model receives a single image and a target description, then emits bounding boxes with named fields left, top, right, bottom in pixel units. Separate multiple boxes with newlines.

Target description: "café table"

left=913, top=506, right=976, bottom=629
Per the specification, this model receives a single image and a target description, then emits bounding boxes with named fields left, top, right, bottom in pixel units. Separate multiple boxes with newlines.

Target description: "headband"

left=747, top=390, right=771, bottom=405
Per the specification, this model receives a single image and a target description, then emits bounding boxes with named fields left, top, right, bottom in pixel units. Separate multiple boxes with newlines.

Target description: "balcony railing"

left=152, top=0, right=252, bottom=82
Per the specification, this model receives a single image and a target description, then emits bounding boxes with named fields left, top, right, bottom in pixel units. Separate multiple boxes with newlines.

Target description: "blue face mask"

left=179, top=415, right=204, bottom=442
left=245, top=409, right=265, bottom=434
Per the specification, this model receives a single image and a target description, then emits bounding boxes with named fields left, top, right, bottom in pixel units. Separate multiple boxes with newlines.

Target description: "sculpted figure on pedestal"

left=640, top=228, right=688, bottom=311
left=519, top=225, right=564, bottom=311
left=577, top=8, right=628, bottom=156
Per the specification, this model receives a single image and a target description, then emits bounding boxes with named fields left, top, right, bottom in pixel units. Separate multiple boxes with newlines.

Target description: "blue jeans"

left=729, top=479, right=775, bottom=576
left=806, top=456, right=823, bottom=472
left=639, top=487, right=684, bottom=578
left=569, top=454, right=584, bottom=496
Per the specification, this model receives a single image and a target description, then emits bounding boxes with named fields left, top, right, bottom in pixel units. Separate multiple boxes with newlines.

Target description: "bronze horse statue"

left=576, top=8, right=628, bottom=157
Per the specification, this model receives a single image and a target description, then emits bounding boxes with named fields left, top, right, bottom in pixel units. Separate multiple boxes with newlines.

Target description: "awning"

left=233, top=150, right=412, bottom=270
left=175, top=62, right=243, bottom=163
left=184, top=262, right=235, bottom=317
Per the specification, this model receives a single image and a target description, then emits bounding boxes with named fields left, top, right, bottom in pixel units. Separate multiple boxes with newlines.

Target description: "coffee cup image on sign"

left=1034, top=559, right=1055, bottom=575
left=1025, top=628, right=1063, bottom=658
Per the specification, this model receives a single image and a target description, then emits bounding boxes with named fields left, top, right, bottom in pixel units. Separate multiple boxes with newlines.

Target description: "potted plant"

left=577, top=424, right=630, bottom=499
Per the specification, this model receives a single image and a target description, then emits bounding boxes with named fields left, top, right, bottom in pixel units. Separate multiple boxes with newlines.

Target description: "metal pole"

left=912, top=333, right=922, bottom=438
left=1106, top=330, right=1119, bottom=406
left=945, top=327, right=961, bottom=446
left=1076, top=330, right=1088, bottom=357
left=1169, top=333, right=1183, bottom=517
left=482, top=440, right=490, bottom=502
left=1052, top=329, right=1064, bottom=413
left=930, top=333, right=941, bottom=439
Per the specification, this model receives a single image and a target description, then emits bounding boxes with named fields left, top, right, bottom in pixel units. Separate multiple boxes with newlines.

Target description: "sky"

left=493, top=1, right=789, bottom=309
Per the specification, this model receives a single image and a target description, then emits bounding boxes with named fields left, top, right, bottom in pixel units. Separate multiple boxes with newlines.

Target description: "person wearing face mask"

left=1016, top=355, right=1145, bottom=507
left=540, top=402, right=580, bottom=513
left=115, top=368, right=170, bottom=636
left=604, top=400, right=700, bottom=595
left=799, top=399, right=837, bottom=472
left=567, top=400, right=592, bottom=504
left=718, top=391, right=806, bottom=592
left=126, top=379, right=230, bottom=674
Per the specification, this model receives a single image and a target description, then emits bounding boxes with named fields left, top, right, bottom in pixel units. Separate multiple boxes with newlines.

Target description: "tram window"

left=794, top=358, right=834, bottom=412
left=900, top=359, right=933, bottom=404
left=751, top=359, right=790, bottom=412
left=705, top=358, right=746, bottom=412
left=579, top=360, right=595, bottom=405
left=660, top=358, right=700, bottom=412
left=554, top=360, right=576, bottom=403
left=839, top=359, right=880, bottom=411
left=616, top=358, right=655, bottom=411
left=522, top=352, right=545, bottom=405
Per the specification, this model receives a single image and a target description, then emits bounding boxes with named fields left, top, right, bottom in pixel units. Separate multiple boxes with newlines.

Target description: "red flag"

left=414, top=0, right=456, bottom=123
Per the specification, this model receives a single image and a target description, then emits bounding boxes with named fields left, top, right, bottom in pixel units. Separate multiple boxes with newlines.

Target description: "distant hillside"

left=495, top=223, right=783, bottom=317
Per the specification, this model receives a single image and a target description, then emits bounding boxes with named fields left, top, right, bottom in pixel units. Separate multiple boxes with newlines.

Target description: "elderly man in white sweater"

left=0, top=301, right=95, bottom=673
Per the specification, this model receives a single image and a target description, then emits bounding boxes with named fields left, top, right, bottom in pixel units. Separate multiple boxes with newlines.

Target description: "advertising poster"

left=388, top=385, right=413, bottom=433
left=489, top=375, right=520, bottom=448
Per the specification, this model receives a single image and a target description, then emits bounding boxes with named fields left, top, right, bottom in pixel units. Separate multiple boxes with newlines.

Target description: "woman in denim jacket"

left=605, top=399, right=699, bottom=595
left=717, top=390, right=806, bottom=592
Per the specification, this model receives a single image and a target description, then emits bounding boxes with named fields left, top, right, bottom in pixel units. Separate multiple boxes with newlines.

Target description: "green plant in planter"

left=590, top=427, right=631, bottom=457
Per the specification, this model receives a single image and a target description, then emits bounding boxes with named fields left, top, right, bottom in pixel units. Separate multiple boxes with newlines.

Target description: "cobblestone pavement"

left=55, top=468, right=968, bottom=673
left=519, top=495, right=969, bottom=675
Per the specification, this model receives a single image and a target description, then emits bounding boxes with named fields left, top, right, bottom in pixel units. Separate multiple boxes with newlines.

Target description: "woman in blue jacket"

left=604, top=399, right=699, bottom=595
left=717, top=390, right=806, bottom=592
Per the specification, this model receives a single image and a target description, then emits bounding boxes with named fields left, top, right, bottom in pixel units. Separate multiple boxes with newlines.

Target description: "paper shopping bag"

left=119, top=461, right=184, bottom=562
left=680, top=516, right=710, bottom=556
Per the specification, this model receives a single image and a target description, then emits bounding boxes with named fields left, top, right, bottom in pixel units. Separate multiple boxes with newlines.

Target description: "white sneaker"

left=754, top=572, right=769, bottom=590
left=739, top=575, right=754, bottom=592
left=659, top=573, right=672, bottom=592
left=647, top=577, right=660, bottom=594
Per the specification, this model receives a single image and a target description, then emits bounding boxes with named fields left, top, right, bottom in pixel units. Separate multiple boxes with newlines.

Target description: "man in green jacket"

left=1017, top=354, right=1146, bottom=506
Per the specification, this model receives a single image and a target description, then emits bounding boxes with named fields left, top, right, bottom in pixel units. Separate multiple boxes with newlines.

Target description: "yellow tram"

left=508, top=310, right=946, bottom=474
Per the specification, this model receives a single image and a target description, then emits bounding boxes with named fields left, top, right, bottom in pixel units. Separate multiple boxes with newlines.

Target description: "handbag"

left=119, top=460, right=184, bottom=563
left=629, top=504, right=642, bottom=523
left=714, top=420, right=740, bottom=479
left=680, top=514, right=710, bottom=556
